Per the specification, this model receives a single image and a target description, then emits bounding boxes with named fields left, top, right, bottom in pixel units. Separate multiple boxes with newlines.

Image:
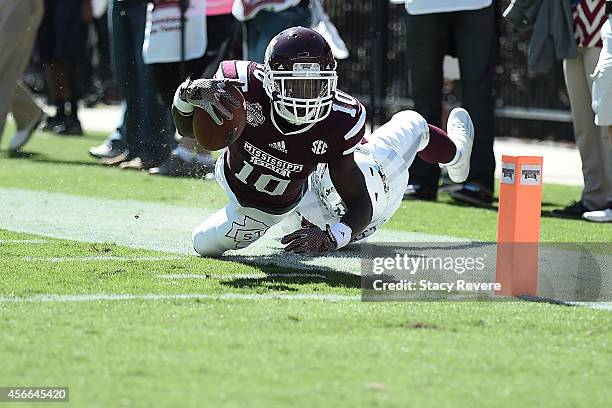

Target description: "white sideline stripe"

left=1, top=293, right=609, bottom=310
left=158, top=273, right=327, bottom=280
left=0, top=239, right=48, bottom=244
left=571, top=302, right=612, bottom=311
left=22, top=256, right=184, bottom=263
left=0, top=293, right=359, bottom=303
left=0, top=187, right=217, bottom=255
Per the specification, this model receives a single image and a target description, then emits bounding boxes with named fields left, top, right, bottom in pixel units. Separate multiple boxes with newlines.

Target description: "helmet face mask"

left=263, top=27, right=338, bottom=126
left=266, top=65, right=337, bottom=125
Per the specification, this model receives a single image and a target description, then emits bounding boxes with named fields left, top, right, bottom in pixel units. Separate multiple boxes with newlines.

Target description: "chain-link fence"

left=323, top=0, right=574, bottom=140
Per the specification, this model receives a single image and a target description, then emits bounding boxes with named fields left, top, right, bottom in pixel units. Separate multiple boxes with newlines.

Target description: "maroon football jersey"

left=215, top=60, right=366, bottom=213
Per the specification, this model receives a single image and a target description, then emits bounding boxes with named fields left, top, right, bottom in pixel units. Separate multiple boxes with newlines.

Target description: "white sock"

left=442, top=148, right=461, bottom=167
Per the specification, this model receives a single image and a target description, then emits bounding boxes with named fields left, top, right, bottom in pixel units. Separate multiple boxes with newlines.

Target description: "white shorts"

left=192, top=153, right=295, bottom=257
left=593, top=18, right=612, bottom=126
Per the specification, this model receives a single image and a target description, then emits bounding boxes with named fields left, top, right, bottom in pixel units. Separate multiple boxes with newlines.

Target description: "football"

left=193, top=84, right=247, bottom=151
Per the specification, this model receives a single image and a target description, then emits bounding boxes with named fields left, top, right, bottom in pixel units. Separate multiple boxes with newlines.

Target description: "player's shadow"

left=28, top=158, right=100, bottom=167
left=5, top=151, right=100, bottom=167
left=3, top=151, right=44, bottom=160
left=540, top=209, right=588, bottom=220
left=434, top=196, right=576, bottom=219
left=220, top=253, right=362, bottom=290
left=220, top=240, right=491, bottom=292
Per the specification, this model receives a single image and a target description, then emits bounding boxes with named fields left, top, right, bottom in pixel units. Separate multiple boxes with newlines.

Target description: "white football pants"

left=293, top=110, right=430, bottom=237
left=192, top=110, right=430, bottom=255
left=192, top=154, right=295, bottom=257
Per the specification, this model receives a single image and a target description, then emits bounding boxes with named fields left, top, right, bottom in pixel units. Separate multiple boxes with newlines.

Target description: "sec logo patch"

left=312, top=140, right=328, bottom=154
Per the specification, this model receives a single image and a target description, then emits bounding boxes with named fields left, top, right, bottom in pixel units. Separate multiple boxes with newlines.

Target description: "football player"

left=286, top=108, right=474, bottom=246
left=171, top=26, right=472, bottom=256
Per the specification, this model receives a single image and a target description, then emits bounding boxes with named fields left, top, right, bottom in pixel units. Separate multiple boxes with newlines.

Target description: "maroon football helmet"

left=263, top=26, right=338, bottom=125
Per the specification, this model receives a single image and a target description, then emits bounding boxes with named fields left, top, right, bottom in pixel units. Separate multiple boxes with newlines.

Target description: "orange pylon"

left=495, top=155, right=544, bottom=297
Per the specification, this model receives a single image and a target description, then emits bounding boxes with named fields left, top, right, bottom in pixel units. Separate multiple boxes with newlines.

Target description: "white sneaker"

left=582, top=208, right=612, bottom=223
left=8, top=111, right=46, bottom=153
left=443, top=108, right=474, bottom=183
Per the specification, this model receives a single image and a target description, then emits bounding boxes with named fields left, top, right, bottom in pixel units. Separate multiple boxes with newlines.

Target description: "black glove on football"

left=281, top=218, right=337, bottom=254
left=179, top=77, right=244, bottom=125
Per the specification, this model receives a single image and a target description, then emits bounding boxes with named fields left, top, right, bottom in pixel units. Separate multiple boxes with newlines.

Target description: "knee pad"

left=192, top=227, right=225, bottom=258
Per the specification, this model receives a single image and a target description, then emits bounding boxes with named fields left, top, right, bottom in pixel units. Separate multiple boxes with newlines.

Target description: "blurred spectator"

left=584, top=6, right=612, bottom=222
left=504, top=0, right=577, bottom=74
left=232, top=0, right=312, bottom=62
left=0, top=0, right=45, bottom=153
left=88, top=0, right=128, bottom=160
left=90, top=103, right=127, bottom=160
left=38, top=0, right=90, bottom=135
left=309, top=0, right=349, bottom=60
left=91, top=0, right=173, bottom=170
left=549, top=0, right=612, bottom=218
left=83, top=0, right=122, bottom=106
left=400, top=0, right=497, bottom=207
left=145, top=0, right=238, bottom=177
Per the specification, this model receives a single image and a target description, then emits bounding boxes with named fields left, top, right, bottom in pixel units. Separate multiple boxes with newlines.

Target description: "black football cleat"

left=54, top=116, right=83, bottom=136
left=550, top=201, right=596, bottom=219
left=403, top=183, right=438, bottom=201
left=42, top=115, right=63, bottom=132
left=451, top=182, right=493, bottom=208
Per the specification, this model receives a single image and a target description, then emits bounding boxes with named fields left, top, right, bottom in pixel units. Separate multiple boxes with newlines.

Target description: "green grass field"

left=1, top=126, right=611, bottom=407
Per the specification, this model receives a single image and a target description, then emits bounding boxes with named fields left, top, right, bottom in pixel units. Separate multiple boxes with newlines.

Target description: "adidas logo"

left=269, top=141, right=287, bottom=153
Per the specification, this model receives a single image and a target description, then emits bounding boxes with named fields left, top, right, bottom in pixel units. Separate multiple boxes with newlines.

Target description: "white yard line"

left=23, top=256, right=184, bottom=263
left=0, top=293, right=359, bottom=303
left=0, top=292, right=609, bottom=310
left=571, top=302, right=612, bottom=311
left=0, top=239, right=48, bottom=244
left=0, top=187, right=609, bottom=311
left=158, top=273, right=327, bottom=280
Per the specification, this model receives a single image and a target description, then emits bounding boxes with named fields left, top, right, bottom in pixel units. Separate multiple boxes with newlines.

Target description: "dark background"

left=322, top=0, right=574, bottom=141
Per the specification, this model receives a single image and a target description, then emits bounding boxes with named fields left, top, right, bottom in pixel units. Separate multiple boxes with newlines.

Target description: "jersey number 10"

left=234, top=161, right=290, bottom=196
left=234, top=92, right=360, bottom=196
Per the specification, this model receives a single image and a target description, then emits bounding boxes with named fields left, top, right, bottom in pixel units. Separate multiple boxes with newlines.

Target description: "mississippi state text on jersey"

left=215, top=60, right=366, bottom=213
